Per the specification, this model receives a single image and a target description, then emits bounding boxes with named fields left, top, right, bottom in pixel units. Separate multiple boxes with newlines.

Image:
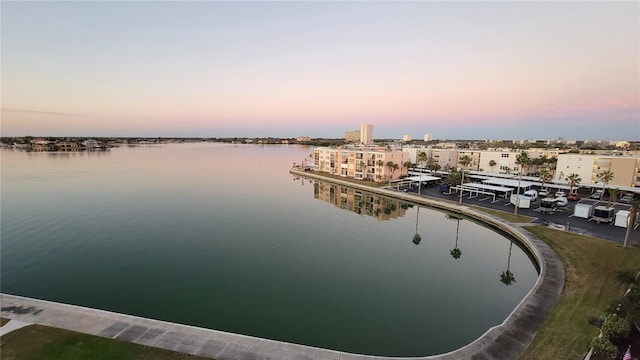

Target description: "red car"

left=567, top=193, right=580, bottom=201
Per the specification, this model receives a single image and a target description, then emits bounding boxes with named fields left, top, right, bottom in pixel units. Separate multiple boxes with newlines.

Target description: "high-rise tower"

left=360, top=123, right=374, bottom=145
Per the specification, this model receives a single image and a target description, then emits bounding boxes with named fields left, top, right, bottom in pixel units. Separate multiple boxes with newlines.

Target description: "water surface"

left=1, top=143, right=538, bottom=356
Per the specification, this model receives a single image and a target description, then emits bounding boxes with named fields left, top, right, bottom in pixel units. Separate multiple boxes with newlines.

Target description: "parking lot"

left=401, top=183, right=639, bottom=245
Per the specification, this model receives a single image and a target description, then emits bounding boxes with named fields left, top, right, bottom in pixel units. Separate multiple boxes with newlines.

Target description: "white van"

left=523, top=190, right=538, bottom=201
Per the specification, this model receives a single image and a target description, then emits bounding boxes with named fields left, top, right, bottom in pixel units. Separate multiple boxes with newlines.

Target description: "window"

left=501, top=153, right=509, bottom=158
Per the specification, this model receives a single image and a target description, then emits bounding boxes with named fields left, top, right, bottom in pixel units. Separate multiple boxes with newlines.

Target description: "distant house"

left=296, top=136, right=311, bottom=142
left=57, top=141, right=82, bottom=151
left=31, top=138, right=49, bottom=145
left=31, top=138, right=54, bottom=151
left=344, top=130, right=360, bottom=143
left=83, top=139, right=101, bottom=148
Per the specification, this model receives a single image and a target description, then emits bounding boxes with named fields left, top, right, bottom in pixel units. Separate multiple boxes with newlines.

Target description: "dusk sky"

left=2, top=1, right=638, bottom=140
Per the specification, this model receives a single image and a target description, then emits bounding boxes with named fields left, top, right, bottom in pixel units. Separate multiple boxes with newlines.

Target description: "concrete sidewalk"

left=0, top=319, right=31, bottom=336
left=1, top=293, right=341, bottom=360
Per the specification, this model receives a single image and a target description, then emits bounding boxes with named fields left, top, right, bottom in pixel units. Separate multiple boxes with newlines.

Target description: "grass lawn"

left=0, top=324, right=211, bottom=360
left=519, top=226, right=640, bottom=360
left=1, top=318, right=10, bottom=327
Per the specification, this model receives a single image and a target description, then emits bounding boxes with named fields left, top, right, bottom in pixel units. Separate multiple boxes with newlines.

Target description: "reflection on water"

left=501, top=241, right=517, bottom=285
left=447, top=214, right=463, bottom=259
left=312, top=179, right=412, bottom=221
left=413, top=206, right=422, bottom=245
left=307, top=178, right=522, bottom=286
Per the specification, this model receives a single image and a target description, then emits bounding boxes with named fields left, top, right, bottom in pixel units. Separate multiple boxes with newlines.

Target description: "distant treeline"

left=0, top=136, right=346, bottom=146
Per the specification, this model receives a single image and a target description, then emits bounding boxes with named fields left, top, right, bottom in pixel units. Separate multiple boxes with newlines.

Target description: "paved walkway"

left=0, top=173, right=566, bottom=360
left=0, top=319, right=31, bottom=336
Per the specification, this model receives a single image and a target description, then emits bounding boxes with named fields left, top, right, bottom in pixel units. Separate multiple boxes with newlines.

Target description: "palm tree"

left=403, top=161, right=413, bottom=176
left=447, top=214, right=462, bottom=259
left=623, top=199, right=640, bottom=248
left=417, top=151, right=428, bottom=168
left=386, top=161, right=399, bottom=180
left=500, top=241, right=516, bottom=285
left=608, top=188, right=619, bottom=205
left=413, top=206, right=421, bottom=245
left=488, top=160, right=497, bottom=173
left=514, top=152, right=532, bottom=216
left=538, top=169, right=553, bottom=191
left=565, top=173, right=581, bottom=196
left=597, top=170, right=614, bottom=200
left=447, top=171, right=461, bottom=186
left=428, top=161, right=441, bottom=172
left=458, top=155, right=472, bottom=204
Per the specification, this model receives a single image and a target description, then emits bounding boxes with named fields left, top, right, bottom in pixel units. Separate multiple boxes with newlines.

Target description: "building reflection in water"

left=312, top=179, right=412, bottom=221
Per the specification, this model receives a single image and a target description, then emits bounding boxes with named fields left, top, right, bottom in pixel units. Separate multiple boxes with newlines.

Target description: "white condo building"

left=555, top=154, right=640, bottom=188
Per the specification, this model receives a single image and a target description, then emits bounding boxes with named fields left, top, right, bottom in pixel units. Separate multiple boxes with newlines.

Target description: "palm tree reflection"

left=500, top=241, right=516, bottom=285
left=447, top=214, right=462, bottom=259
left=413, top=206, right=421, bottom=245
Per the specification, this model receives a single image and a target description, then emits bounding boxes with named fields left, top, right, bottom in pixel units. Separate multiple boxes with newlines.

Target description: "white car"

left=555, top=191, right=566, bottom=198
left=619, top=195, right=634, bottom=204
left=538, top=189, right=549, bottom=197
left=555, top=197, right=568, bottom=207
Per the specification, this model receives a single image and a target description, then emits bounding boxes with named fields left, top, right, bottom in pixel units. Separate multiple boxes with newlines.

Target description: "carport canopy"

left=463, top=182, right=514, bottom=195
left=482, top=178, right=537, bottom=188
left=405, top=175, right=441, bottom=182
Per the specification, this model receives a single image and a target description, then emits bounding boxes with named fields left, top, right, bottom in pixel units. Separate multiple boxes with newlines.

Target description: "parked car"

left=555, top=191, right=566, bottom=198
left=523, top=190, right=538, bottom=201
left=619, top=195, right=634, bottom=204
left=591, top=190, right=604, bottom=199
left=555, top=197, right=568, bottom=207
left=538, top=189, right=549, bottom=197
left=567, top=193, right=580, bottom=201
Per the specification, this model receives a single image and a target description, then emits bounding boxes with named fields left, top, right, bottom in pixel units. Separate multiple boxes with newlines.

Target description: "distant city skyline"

left=2, top=2, right=638, bottom=140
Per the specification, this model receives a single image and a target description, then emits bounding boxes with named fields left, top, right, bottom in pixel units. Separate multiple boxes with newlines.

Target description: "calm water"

left=1, top=143, right=538, bottom=356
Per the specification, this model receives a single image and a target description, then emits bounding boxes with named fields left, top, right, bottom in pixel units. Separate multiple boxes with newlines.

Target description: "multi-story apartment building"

left=401, top=146, right=559, bottom=175
left=404, top=148, right=458, bottom=170
left=556, top=154, right=640, bottom=188
left=314, top=147, right=409, bottom=182
left=430, top=149, right=459, bottom=170
left=456, top=150, right=482, bottom=171
left=476, top=150, right=543, bottom=175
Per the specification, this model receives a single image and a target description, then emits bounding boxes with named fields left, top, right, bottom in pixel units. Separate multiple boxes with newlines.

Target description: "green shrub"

left=590, top=336, right=617, bottom=360
left=600, top=314, right=631, bottom=339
